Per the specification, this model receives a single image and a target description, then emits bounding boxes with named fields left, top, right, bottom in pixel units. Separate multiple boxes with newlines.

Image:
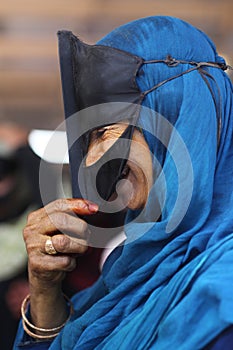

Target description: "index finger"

left=28, top=198, right=98, bottom=223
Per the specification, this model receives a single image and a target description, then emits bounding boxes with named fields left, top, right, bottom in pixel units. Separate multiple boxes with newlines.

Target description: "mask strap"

left=139, top=55, right=232, bottom=149
left=197, top=68, right=223, bottom=149
left=141, top=56, right=232, bottom=97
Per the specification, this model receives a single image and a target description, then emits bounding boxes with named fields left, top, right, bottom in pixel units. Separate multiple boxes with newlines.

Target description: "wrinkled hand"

left=23, top=198, right=98, bottom=289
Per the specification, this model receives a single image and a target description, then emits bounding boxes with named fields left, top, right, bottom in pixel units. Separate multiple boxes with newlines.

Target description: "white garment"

left=99, top=231, right=126, bottom=270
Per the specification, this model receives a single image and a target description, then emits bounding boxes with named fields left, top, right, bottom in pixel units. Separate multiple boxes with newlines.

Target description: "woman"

left=14, top=16, right=233, bottom=349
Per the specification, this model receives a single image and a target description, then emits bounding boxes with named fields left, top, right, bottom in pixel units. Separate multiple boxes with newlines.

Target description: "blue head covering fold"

left=50, top=16, right=233, bottom=349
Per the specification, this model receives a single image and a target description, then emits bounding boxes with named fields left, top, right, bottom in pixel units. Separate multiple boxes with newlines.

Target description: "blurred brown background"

left=0, top=0, right=232, bottom=131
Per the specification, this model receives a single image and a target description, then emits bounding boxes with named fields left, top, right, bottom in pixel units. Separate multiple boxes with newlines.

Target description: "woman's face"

left=86, top=122, right=153, bottom=210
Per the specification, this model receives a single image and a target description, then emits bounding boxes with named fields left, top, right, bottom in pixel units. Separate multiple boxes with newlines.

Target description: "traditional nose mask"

left=57, top=30, right=143, bottom=207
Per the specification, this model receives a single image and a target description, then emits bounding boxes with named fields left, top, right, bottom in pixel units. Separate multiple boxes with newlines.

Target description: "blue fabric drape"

left=49, top=16, right=233, bottom=349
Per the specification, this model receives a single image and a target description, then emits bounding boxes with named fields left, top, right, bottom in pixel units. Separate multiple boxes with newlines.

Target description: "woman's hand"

left=23, top=198, right=98, bottom=330
left=24, top=198, right=98, bottom=286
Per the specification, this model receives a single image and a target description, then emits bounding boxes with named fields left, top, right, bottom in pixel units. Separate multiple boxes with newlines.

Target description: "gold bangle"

left=22, top=319, right=60, bottom=340
left=21, top=294, right=74, bottom=338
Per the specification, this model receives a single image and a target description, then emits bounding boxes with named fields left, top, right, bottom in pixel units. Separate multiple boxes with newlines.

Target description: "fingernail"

left=87, top=202, right=98, bottom=212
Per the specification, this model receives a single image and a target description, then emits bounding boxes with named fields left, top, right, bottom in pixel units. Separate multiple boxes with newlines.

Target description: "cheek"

left=86, top=138, right=117, bottom=166
left=128, top=149, right=152, bottom=185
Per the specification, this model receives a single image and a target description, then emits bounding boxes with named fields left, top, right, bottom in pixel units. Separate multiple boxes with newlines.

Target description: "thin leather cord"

left=142, top=55, right=232, bottom=96
left=198, top=68, right=223, bottom=148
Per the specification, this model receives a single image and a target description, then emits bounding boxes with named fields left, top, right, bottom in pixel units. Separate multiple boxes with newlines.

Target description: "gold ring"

left=45, top=238, right=57, bottom=255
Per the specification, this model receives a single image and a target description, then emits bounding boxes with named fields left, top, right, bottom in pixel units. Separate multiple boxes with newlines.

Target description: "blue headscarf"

left=51, top=16, right=233, bottom=349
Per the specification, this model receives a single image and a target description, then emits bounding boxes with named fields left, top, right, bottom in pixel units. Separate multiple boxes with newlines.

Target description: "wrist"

left=30, top=291, right=68, bottom=329
left=21, top=293, right=74, bottom=341
left=28, top=269, right=66, bottom=294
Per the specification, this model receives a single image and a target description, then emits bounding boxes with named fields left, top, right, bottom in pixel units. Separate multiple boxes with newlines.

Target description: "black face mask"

left=78, top=124, right=134, bottom=205
left=57, top=30, right=144, bottom=206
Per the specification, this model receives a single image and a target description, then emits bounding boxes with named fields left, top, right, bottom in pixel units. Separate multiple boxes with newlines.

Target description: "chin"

left=126, top=189, right=146, bottom=210
left=127, top=199, right=146, bottom=211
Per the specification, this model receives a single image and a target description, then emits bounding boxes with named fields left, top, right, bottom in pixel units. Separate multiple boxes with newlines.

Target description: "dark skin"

left=23, top=199, right=98, bottom=332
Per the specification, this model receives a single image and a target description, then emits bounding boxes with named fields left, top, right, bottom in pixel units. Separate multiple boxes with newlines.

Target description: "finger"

left=50, top=234, right=89, bottom=255
left=46, top=198, right=98, bottom=216
left=27, top=198, right=98, bottom=224
left=26, top=212, right=90, bottom=239
left=29, top=252, right=78, bottom=276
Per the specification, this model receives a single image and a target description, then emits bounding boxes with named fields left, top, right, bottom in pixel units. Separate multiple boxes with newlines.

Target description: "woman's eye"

left=95, top=128, right=107, bottom=138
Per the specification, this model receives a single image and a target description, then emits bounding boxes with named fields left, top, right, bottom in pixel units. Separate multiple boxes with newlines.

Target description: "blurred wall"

left=0, top=0, right=232, bottom=130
